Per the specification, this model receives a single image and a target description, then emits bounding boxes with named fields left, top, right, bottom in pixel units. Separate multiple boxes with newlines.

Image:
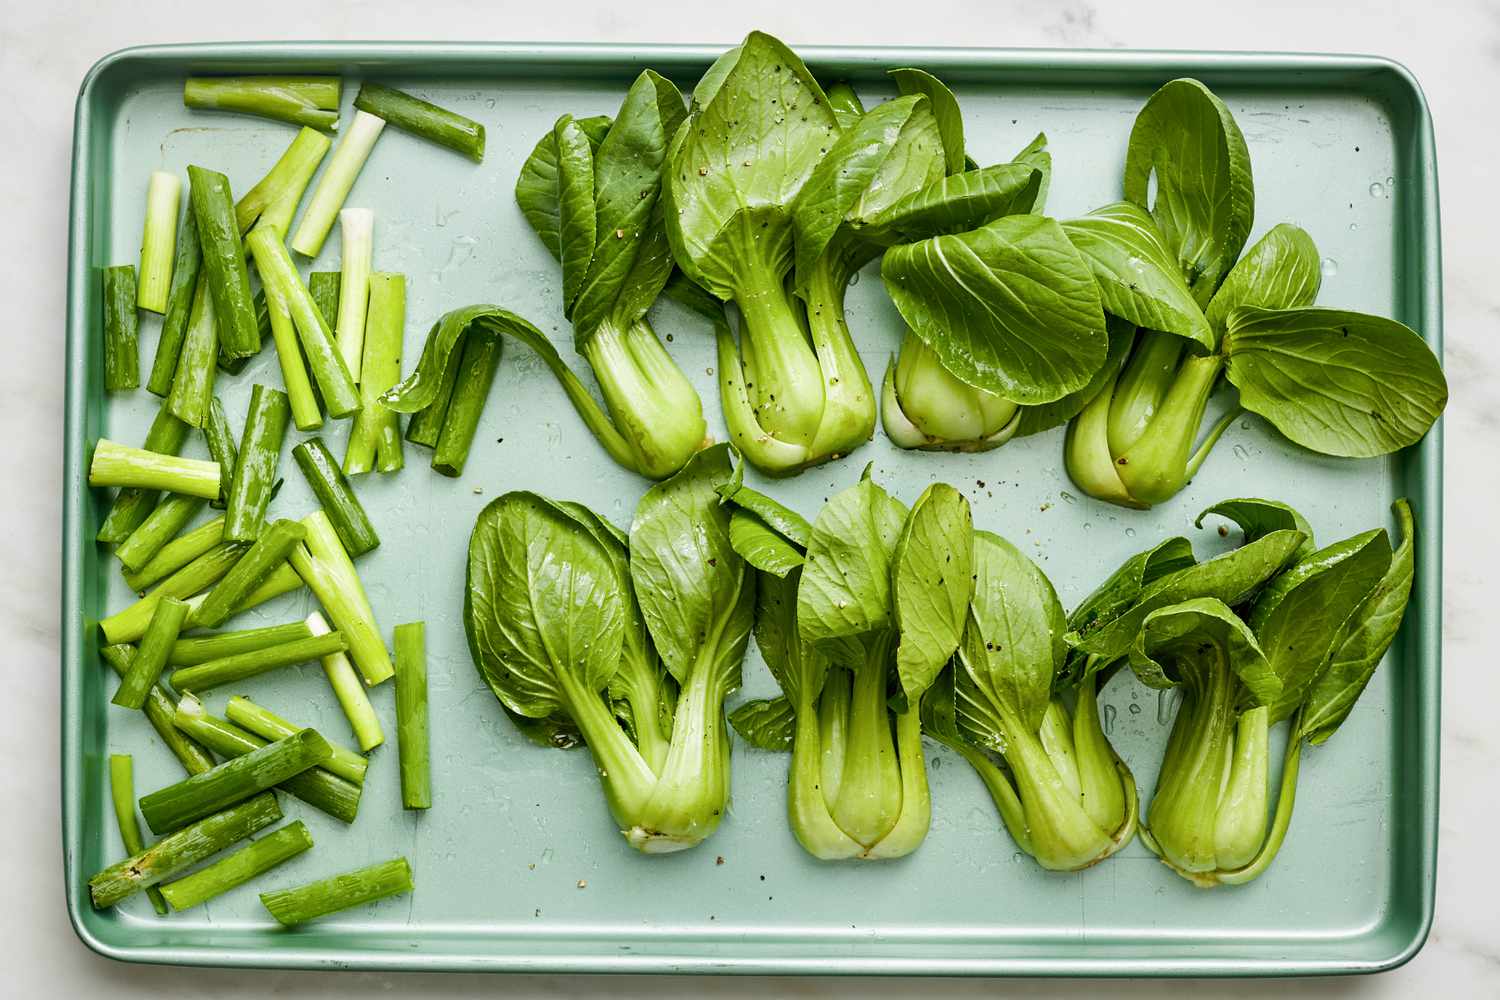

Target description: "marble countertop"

left=5, top=0, right=1493, bottom=995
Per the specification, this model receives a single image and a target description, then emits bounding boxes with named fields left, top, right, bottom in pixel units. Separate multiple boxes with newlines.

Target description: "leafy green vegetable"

left=889, top=67, right=966, bottom=174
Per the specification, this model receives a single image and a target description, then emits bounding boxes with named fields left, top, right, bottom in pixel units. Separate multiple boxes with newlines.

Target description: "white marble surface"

left=4, top=0, right=1495, bottom=995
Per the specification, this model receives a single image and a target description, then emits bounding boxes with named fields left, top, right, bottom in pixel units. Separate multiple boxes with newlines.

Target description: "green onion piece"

left=245, top=227, right=359, bottom=417
left=353, top=82, right=484, bottom=162
left=180, top=561, right=303, bottom=632
left=235, top=127, right=332, bottom=235
left=259, top=857, right=412, bottom=926
left=290, top=110, right=385, bottom=258
left=262, top=278, right=323, bottom=431
left=113, top=596, right=190, bottom=709
left=115, top=494, right=206, bottom=572
left=172, top=694, right=361, bottom=823
left=166, top=280, right=218, bottom=427
left=216, top=289, right=269, bottom=375
left=288, top=511, right=394, bottom=685
left=292, top=438, right=379, bottom=556
left=393, top=622, right=430, bottom=809
left=108, top=754, right=169, bottom=915
left=102, top=265, right=140, bottom=391
left=202, top=396, right=238, bottom=508
left=90, top=440, right=221, bottom=500
left=98, top=404, right=191, bottom=543
left=195, top=519, right=306, bottom=627
left=223, top=385, right=291, bottom=542
left=124, top=514, right=225, bottom=592
left=345, top=272, right=405, bottom=475
left=334, top=208, right=374, bottom=381
left=226, top=696, right=367, bottom=784
left=137, top=171, right=181, bottom=313
left=89, top=792, right=281, bottom=909
left=404, top=343, right=460, bottom=449
left=169, top=621, right=313, bottom=666
left=432, top=333, right=501, bottom=477
left=168, top=630, right=347, bottom=694
left=186, top=165, right=258, bottom=359
left=307, top=611, right=385, bottom=751
left=102, top=541, right=245, bottom=644
left=147, top=207, right=202, bottom=396
left=139, top=729, right=330, bottom=835
left=308, top=271, right=340, bottom=331
left=159, top=820, right=314, bottom=911
left=183, top=76, right=340, bottom=130
left=101, top=645, right=216, bottom=776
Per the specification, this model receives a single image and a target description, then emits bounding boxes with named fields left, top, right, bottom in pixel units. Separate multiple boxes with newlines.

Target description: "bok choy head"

left=465, top=444, right=752, bottom=852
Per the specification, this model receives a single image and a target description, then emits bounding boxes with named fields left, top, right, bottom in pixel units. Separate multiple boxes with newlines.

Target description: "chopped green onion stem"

left=432, top=332, right=501, bottom=477
left=223, top=385, right=291, bottom=541
left=183, top=76, right=340, bottom=130
left=353, top=82, right=485, bottom=162
left=159, top=820, right=314, bottom=911
left=235, top=127, right=332, bottom=235
left=113, top=595, right=190, bottom=710
left=306, top=610, right=385, bottom=751
left=259, top=857, right=412, bottom=926
left=147, top=207, right=202, bottom=396
left=195, top=519, right=306, bottom=627
left=137, top=171, right=181, bottom=313
left=334, top=208, right=374, bottom=380
left=98, top=404, right=192, bottom=543
left=102, top=265, right=140, bottom=391
left=124, top=514, right=225, bottom=592
left=187, top=165, right=258, bottom=358
left=101, top=540, right=244, bottom=644
left=90, top=440, right=222, bottom=500
left=226, top=696, right=367, bottom=784
left=138, top=729, right=331, bottom=835
left=169, top=621, right=313, bottom=666
left=181, top=561, right=303, bottom=632
left=101, top=645, right=215, bottom=776
left=290, top=110, right=385, bottom=258
left=289, top=511, right=394, bottom=685
left=168, top=630, right=348, bottom=694
left=262, top=277, right=323, bottom=430
left=166, top=280, right=219, bottom=427
left=345, top=272, right=405, bottom=474
left=115, top=494, right=206, bottom=573
left=108, top=754, right=169, bottom=915
left=292, top=438, right=380, bottom=556
left=393, top=621, right=430, bottom=809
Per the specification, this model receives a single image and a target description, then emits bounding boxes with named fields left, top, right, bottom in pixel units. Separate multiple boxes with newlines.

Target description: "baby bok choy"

left=726, top=468, right=970, bottom=859
left=464, top=445, right=752, bottom=851
left=1061, top=79, right=1446, bottom=508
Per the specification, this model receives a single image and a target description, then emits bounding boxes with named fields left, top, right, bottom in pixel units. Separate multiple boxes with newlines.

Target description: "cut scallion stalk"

left=288, top=512, right=394, bottom=685
left=259, top=857, right=412, bottom=926
left=195, top=519, right=306, bottom=628
left=334, top=208, right=374, bottom=381
left=98, top=403, right=192, bottom=543
left=431, top=332, right=501, bottom=477
left=108, top=754, right=169, bottom=915
left=137, top=172, right=181, bottom=313
left=113, top=595, right=190, bottom=710
left=226, top=696, right=367, bottom=784
left=123, top=514, right=225, bottom=592
left=183, top=76, right=340, bottom=130
left=308, top=271, right=340, bottom=330
left=216, top=289, right=269, bottom=375
left=224, top=385, right=291, bottom=542
left=403, top=344, right=459, bottom=449
left=115, top=494, right=206, bottom=573
left=235, top=127, right=332, bottom=235
left=102, top=265, right=140, bottom=391
left=345, top=272, right=404, bottom=474
left=90, top=440, right=222, bottom=500
left=172, top=694, right=361, bottom=823
left=290, top=110, right=385, bottom=258
left=89, top=792, right=281, bottom=909
left=245, top=227, right=359, bottom=417
left=139, top=729, right=331, bottom=835
left=262, top=278, right=322, bottom=430
left=202, top=396, right=238, bottom=508
left=166, top=280, right=218, bottom=427
left=169, top=621, right=313, bottom=666
left=393, top=622, right=430, bottom=809
left=353, top=82, right=484, bottom=162
left=168, top=630, right=348, bottom=693
left=101, top=645, right=216, bottom=776
left=102, top=541, right=245, bottom=644
left=292, top=438, right=379, bottom=555
left=180, top=561, right=303, bottom=632
left=187, top=165, right=258, bottom=359
left=306, top=611, right=384, bottom=751
left=159, top=820, right=313, bottom=911
left=147, top=206, right=202, bottom=396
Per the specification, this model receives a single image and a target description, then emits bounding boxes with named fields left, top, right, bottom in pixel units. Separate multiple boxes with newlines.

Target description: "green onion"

left=173, top=694, right=361, bottom=823
left=224, top=385, right=291, bottom=542
left=139, top=729, right=330, bottom=835
left=113, top=595, right=190, bottom=710
left=288, top=512, right=394, bottom=685
left=169, top=621, right=313, bottom=666
left=90, top=440, right=221, bottom=500
left=123, top=514, right=225, bottom=592
left=292, top=438, right=379, bottom=556
left=226, top=696, right=367, bottom=784
left=235, top=127, right=332, bottom=235
left=98, top=403, right=192, bottom=543
left=432, top=333, right=501, bottom=477
left=202, top=396, right=238, bottom=508
left=306, top=611, right=385, bottom=751
left=353, top=82, right=484, bottom=162
left=404, top=342, right=460, bottom=449
left=89, top=792, right=281, bottom=909
left=216, top=289, right=269, bottom=375
left=147, top=206, right=202, bottom=396
left=245, top=227, right=359, bottom=417
left=393, top=622, right=430, bottom=809
left=262, top=278, right=323, bottom=431
left=165, top=281, right=218, bottom=427
left=108, top=754, right=169, bottom=915
left=159, top=820, right=314, bottom=911
left=102, top=265, right=140, bottom=391
left=334, top=208, right=374, bottom=380
left=115, top=494, right=206, bottom=573
left=309, top=271, right=340, bottom=330
left=137, top=171, right=181, bottom=313
left=100, top=645, right=216, bottom=776
left=186, top=165, right=258, bottom=359
left=168, top=630, right=348, bottom=694
left=290, top=110, right=385, bottom=258
left=259, top=857, right=412, bottom=926
left=181, top=561, right=303, bottom=632
left=102, top=541, right=245, bottom=644
left=345, top=272, right=404, bottom=474
left=183, top=76, right=340, bottom=130
left=195, top=519, right=306, bottom=628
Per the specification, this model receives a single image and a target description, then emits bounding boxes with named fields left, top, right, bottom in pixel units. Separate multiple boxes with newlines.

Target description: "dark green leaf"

left=1204, top=223, right=1321, bottom=335
left=728, top=696, right=796, bottom=751
left=889, top=67, right=965, bottom=174
left=1128, top=597, right=1278, bottom=706
left=1195, top=497, right=1315, bottom=560
left=553, top=116, right=597, bottom=314
left=1011, top=132, right=1051, bottom=214
left=752, top=568, right=829, bottom=706
left=729, top=508, right=805, bottom=576
left=715, top=458, right=812, bottom=548
left=853, top=163, right=1041, bottom=247
left=796, top=476, right=908, bottom=645
left=892, top=483, right=974, bottom=703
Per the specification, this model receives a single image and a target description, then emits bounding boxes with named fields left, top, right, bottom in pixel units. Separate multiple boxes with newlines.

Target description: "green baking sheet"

left=62, top=42, right=1441, bottom=976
